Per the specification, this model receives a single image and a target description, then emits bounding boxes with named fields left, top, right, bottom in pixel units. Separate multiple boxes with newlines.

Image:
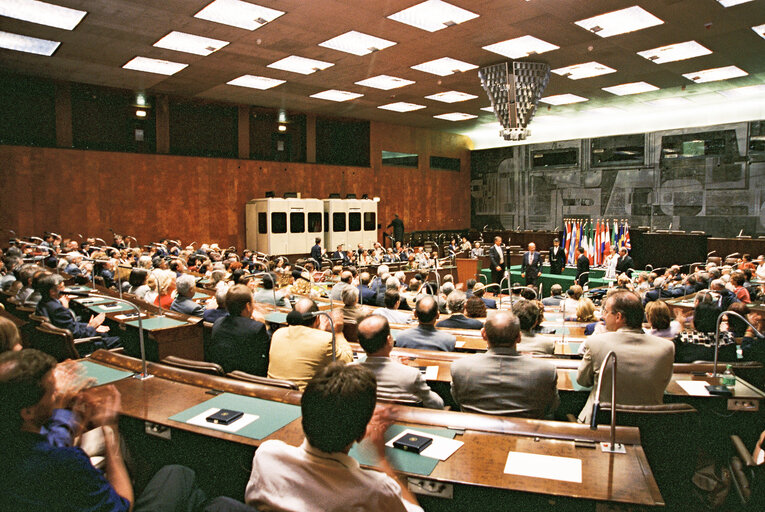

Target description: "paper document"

left=676, top=380, right=711, bottom=396
left=455, top=341, right=465, bottom=348
left=99, top=304, right=123, bottom=311
left=504, top=451, right=582, bottom=483
left=423, top=366, right=439, bottom=380
left=114, top=313, right=147, bottom=320
left=387, top=428, right=463, bottom=461
left=186, top=407, right=259, bottom=433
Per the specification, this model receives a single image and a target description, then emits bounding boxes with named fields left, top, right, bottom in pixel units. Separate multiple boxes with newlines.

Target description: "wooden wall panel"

left=0, top=121, right=472, bottom=249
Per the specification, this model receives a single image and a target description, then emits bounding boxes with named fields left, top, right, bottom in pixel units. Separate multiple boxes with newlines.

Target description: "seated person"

left=209, top=285, right=270, bottom=376
left=152, top=269, right=176, bottom=309
left=246, top=362, right=423, bottom=512
left=170, top=274, right=205, bottom=317
left=436, top=291, right=483, bottom=330
left=576, top=297, right=598, bottom=323
left=373, top=290, right=412, bottom=325
left=253, top=271, right=289, bottom=307
left=15, top=264, right=39, bottom=304
left=541, top=284, right=565, bottom=307
left=673, top=298, right=736, bottom=363
left=561, top=285, right=583, bottom=320
left=341, top=286, right=364, bottom=325
left=203, top=287, right=229, bottom=324
left=512, top=300, right=554, bottom=354
left=465, top=295, right=487, bottom=319
left=742, top=311, right=764, bottom=364
left=330, top=271, right=353, bottom=302
left=126, top=268, right=150, bottom=300
left=357, top=316, right=443, bottom=409
left=471, top=282, right=496, bottom=309
left=450, top=311, right=559, bottom=418
left=0, top=316, right=22, bottom=353
left=644, top=301, right=682, bottom=339
left=394, top=296, right=456, bottom=352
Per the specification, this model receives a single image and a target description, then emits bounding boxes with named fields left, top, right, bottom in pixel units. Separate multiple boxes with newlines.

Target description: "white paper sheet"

left=186, top=407, right=259, bottom=433
left=676, top=380, right=711, bottom=396
left=504, top=451, right=582, bottom=483
left=455, top=341, right=465, bottom=348
left=386, top=428, right=463, bottom=461
left=114, top=313, right=147, bottom=320
left=98, top=304, right=123, bottom=311
left=423, top=366, right=439, bottom=380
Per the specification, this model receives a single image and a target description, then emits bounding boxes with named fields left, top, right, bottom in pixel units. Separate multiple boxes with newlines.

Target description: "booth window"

left=349, top=212, right=361, bottom=232
left=364, top=212, right=376, bottom=231
left=333, top=212, right=346, bottom=232
left=430, top=156, right=461, bottom=171
left=290, top=212, right=305, bottom=233
left=382, top=150, right=418, bottom=167
left=308, top=212, right=322, bottom=232
left=258, top=212, right=267, bottom=234
left=272, top=212, right=287, bottom=234
left=324, top=212, right=329, bottom=232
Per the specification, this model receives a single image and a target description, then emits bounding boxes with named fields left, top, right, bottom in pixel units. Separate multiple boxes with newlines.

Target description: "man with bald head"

left=521, top=242, right=541, bottom=287
left=357, top=316, right=443, bottom=409
left=268, top=298, right=353, bottom=390
left=394, top=296, right=456, bottom=351
left=450, top=311, right=558, bottom=418
left=330, top=271, right=354, bottom=301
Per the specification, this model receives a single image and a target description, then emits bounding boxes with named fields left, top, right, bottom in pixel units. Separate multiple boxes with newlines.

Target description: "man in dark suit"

left=521, top=242, right=541, bottom=287
left=548, top=238, right=565, bottom=275
left=576, top=246, right=590, bottom=286
left=170, top=274, right=205, bottom=317
left=395, top=296, right=456, bottom=351
left=387, top=214, right=404, bottom=244
left=357, top=272, right=377, bottom=305
left=489, top=236, right=506, bottom=289
left=436, top=292, right=483, bottom=330
left=209, top=284, right=270, bottom=375
left=310, top=237, right=323, bottom=265
left=331, top=244, right=349, bottom=265
left=615, top=248, right=634, bottom=276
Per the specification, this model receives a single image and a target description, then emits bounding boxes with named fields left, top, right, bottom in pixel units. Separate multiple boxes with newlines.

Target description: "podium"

left=456, top=258, right=481, bottom=286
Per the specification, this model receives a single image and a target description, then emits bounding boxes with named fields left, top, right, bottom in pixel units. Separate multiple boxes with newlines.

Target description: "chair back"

left=227, top=370, right=298, bottom=390
left=161, top=355, right=225, bottom=376
left=29, top=313, right=49, bottom=324
left=729, top=434, right=765, bottom=508
left=14, top=305, right=36, bottom=322
left=32, top=322, right=80, bottom=361
left=202, top=321, right=214, bottom=361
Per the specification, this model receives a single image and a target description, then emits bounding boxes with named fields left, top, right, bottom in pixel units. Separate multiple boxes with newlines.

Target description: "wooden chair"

left=31, top=322, right=101, bottom=361
left=227, top=370, right=298, bottom=390
left=160, top=355, right=225, bottom=376
left=729, top=434, right=765, bottom=509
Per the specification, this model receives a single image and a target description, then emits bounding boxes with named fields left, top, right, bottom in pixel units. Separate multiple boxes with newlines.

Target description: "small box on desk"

left=393, top=434, right=433, bottom=454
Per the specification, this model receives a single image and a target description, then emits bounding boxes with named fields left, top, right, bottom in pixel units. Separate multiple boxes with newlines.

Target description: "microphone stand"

left=711, top=311, right=763, bottom=377
left=315, top=311, right=336, bottom=362
left=590, top=350, right=625, bottom=454
left=499, top=275, right=510, bottom=309
left=253, top=271, right=278, bottom=307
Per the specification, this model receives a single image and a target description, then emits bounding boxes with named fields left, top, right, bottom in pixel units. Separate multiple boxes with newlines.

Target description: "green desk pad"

left=265, top=312, right=287, bottom=324
left=73, top=297, right=115, bottom=306
left=568, top=342, right=581, bottom=354
left=193, top=291, right=209, bottom=299
left=169, top=393, right=301, bottom=440
left=349, top=424, right=458, bottom=477
left=89, top=303, right=135, bottom=314
left=567, top=370, right=592, bottom=392
left=125, top=317, right=187, bottom=330
left=79, top=360, right=133, bottom=386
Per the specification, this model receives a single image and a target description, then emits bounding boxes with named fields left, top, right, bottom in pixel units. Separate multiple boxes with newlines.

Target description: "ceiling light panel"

left=268, top=55, right=333, bottom=75
left=637, top=40, right=712, bottom=64
left=153, top=31, right=229, bottom=56
left=123, top=56, right=188, bottom=76
left=194, top=0, right=284, bottom=31
left=378, top=102, right=426, bottom=112
left=425, top=91, right=478, bottom=103
left=602, top=81, right=659, bottom=96
left=227, top=75, right=285, bottom=89
left=753, top=24, right=765, bottom=40
left=682, top=65, right=748, bottom=83
left=0, top=30, right=59, bottom=55
left=718, top=84, right=765, bottom=98
left=539, top=94, right=588, bottom=105
left=643, top=97, right=692, bottom=108
left=717, top=0, right=753, bottom=6
left=318, top=30, right=396, bottom=56
left=433, top=112, right=477, bottom=121
left=575, top=6, right=663, bottom=38
left=387, top=0, right=479, bottom=32
left=411, top=57, right=477, bottom=76
left=355, top=75, right=414, bottom=90
left=310, top=89, right=363, bottom=102
left=482, top=35, right=559, bottom=59
left=0, top=0, right=87, bottom=30
left=552, top=61, right=616, bottom=80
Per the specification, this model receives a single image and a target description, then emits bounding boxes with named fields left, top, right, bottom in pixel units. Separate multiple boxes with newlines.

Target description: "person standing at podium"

left=489, top=236, right=506, bottom=288
left=521, top=243, right=541, bottom=287
left=387, top=214, right=405, bottom=244
left=548, top=238, right=565, bottom=275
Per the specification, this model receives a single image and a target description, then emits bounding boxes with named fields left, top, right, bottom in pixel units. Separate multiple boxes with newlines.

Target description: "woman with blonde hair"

left=576, top=297, right=597, bottom=323
left=152, top=269, right=176, bottom=309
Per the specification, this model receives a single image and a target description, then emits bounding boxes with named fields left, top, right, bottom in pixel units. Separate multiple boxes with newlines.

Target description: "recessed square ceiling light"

left=268, top=55, right=334, bottom=75
left=425, top=91, right=478, bottom=103
left=378, top=102, right=426, bottom=112
left=482, top=35, right=559, bottom=59
left=0, top=0, right=87, bottom=30
left=575, top=6, right=663, bottom=38
left=644, top=97, right=693, bottom=108
left=682, top=65, right=748, bottom=83
left=637, top=40, right=712, bottom=64
left=718, top=84, right=765, bottom=98
left=0, top=30, right=59, bottom=55
left=717, top=0, right=753, bottom=6
left=153, top=31, right=229, bottom=56
left=318, top=30, right=396, bottom=56
left=411, top=57, right=477, bottom=76
left=602, top=81, right=659, bottom=96
left=310, top=89, right=363, bottom=102
left=194, top=0, right=284, bottom=31
left=227, top=75, right=285, bottom=90
left=551, top=61, right=616, bottom=80
left=387, top=0, right=479, bottom=32
left=433, top=112, right=477, bottom=121
left=355, top=75, right=414, bottom=90
left=539, top=94, right=588, bottom=105
left=753, top=24, right=765, bottom=40
left=123, top=56, right=188, bottom=76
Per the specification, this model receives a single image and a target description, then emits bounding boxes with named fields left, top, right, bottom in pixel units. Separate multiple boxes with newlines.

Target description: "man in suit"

left=310, top=237, right=323, bottom=265
left=615, top=248, right=634, bottom=276
left=395, top=296, right=456, bottom=351
left=576, top=246, right=590, bottom=286
left=471, top=282, right=497, bottom=309
left=387, top=214, right=405, bottom=244
left=489, top=236, right=506, bottom=289
left=576, top=291, right=674, bottom=423
left=512, top=300, right=554, bottom=354
left=542, top=283, right=565, bottom=306
left=549, top=238, right=565, bottom=275
left=357, top=272, right=377, bottom=305
left=436, top=291, right=483, bottom=330
left=450, top=310, right=559, bottom=418
left=209, top=284, right=270, bottom=375
left=357, top=315, right=443, bottom=409
left=521, top=242, right=541, bottom=287
left=169, top=274, right=205, bottom=317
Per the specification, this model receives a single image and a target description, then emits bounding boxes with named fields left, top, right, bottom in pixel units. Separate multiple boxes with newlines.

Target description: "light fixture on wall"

left=278, top=124, right=287, bottom=132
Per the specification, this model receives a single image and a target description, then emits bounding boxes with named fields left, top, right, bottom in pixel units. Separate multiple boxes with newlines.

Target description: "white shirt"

left=756, top=262, right=765, bottom=279
left=246, top=439, right=422, bottom=512
left=494, top=245, right=503, bottom=264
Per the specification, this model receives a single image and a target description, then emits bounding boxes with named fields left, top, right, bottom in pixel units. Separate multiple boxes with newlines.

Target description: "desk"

left=480, top=266, right=610, bottom=297
left=87, top=350, right=663, bottom=509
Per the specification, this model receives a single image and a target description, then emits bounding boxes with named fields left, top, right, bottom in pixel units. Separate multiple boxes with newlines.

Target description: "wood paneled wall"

left=0, top=121, right=472, bottom=250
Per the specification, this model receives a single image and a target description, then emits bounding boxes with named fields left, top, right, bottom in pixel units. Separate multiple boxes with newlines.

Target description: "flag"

left=624, top=222, right=631, bottom=250
left=604, top=220, right=611, bottom=256
left=587, top=220, right=594, bottom=265
left=612, top=220, right=618, bottom=250
left=594, top=220, right=601, bottom=265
